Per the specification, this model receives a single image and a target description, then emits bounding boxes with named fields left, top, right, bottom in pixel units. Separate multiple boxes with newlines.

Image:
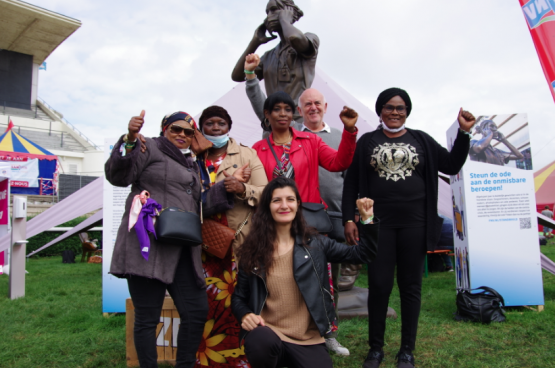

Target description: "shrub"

left=26, top=217, right=103, bottom=257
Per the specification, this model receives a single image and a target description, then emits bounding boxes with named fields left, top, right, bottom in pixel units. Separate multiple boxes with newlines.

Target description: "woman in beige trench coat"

left=193, top=105, right=267, bottom=367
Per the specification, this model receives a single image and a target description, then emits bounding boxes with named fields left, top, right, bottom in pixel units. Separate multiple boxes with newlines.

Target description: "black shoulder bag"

left=455, top=286, right=506, bottom=323
left=266, top=137, right=333, bottom=233
left=134, top=182, right=202, bottom=247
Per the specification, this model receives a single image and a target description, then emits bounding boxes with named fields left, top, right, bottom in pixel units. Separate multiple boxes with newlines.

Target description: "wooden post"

left=9, top=195, right=27, bottom=300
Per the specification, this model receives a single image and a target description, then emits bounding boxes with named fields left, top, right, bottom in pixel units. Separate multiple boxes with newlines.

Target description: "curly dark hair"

left=263, top=91, right=296, bottom=113
left=236, top=177, right=317, bottom=274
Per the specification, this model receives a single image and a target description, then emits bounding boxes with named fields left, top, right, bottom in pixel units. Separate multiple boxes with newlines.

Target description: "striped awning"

left=0, top=130, right=57, bottom=161
left=534, top=160, right=555, bottom=208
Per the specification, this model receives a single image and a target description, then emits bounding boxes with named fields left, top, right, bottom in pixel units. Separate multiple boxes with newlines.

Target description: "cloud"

left=31, top=0, right=555, bottom=169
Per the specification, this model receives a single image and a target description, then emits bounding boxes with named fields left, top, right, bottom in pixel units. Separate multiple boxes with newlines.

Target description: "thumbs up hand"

left=233, top=163, right=251, bottom=183
left=128, top=110, right=145, bottom=142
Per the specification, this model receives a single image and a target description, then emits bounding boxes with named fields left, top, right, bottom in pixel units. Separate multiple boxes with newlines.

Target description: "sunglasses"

left=168, top=124, right=195, bottom=137
left=383, top=104, right=408, bottom=114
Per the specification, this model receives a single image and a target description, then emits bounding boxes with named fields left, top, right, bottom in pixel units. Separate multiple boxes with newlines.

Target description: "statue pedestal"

left=338, top=287, right=397, bottom=320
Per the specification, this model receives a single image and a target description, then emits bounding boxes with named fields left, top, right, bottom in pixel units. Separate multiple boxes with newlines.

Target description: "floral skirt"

left=194, top=250, right=250, bottom=367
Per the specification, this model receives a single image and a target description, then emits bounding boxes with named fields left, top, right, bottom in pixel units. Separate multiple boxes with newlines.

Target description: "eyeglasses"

left=169, top=125, right=195, bottom=137
left=383, top=104, right=408, bottom=114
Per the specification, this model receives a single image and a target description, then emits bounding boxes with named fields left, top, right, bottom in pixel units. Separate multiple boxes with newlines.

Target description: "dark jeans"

left=244, top=326, right=333, bottom=368
left=127, top=250, right=208, bottom=368
left=367, top=226, right=426, bottom=351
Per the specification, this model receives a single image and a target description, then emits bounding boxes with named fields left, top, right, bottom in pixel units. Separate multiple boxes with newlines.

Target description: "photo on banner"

left=9, top=158, right=39, bottom=188
left=447, top=113, right=544, bottom=306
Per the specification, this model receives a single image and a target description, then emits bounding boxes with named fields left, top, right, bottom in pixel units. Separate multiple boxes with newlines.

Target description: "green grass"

left=0, top=259, right=126, bottom=368
left=0, top=240, right=554, bottom=368
left=332, top=238, right=555, bottom=368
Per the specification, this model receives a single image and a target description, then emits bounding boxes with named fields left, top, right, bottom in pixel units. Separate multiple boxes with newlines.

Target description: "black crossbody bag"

left=134, top=181, right=202, bottom=247
left=266, top=137, right=333, bottom=233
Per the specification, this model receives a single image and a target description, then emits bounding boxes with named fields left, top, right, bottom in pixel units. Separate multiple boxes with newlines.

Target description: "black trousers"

left=367, top=226, right=426, bottom=351
left=127, top=250, right=208, bottom=368
left=244, top=326, right=333, bottom=368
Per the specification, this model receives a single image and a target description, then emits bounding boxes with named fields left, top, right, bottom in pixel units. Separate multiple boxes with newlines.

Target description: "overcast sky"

left=31, top=0, right=555, bottom=171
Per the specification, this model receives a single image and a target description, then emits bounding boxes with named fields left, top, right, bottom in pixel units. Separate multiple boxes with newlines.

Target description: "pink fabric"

left=26, top=209, right=103, bottom=257
left=128, top=190, right=150, bottom=231
left=0, top=177, right=103, bottom=255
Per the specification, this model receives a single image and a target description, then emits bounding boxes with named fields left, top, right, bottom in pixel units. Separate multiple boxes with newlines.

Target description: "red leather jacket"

left=252, top=128, right=357, bottom=206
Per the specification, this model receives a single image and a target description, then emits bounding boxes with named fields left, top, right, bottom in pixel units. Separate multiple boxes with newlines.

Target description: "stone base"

left=338, top=287, right=397, bottom=320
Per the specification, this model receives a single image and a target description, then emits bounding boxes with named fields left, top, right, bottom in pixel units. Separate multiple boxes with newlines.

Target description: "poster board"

left=0, top=163, right=10, bottom=275
left=447, top=114, right=544, bottom=306
left=102, top=138, right=131, bottom=312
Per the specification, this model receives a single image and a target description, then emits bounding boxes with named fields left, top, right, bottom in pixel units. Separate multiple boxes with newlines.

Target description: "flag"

left=520, top=0, right=555, bottom=102
left=6, top=119, right=13, bottom=132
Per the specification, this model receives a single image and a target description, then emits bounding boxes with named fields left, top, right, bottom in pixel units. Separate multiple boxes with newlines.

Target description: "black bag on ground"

left=302, top=203, right=333, bottom=234
left=455, top=286, right=506, bottom=323
left=62, top=250, right=75, bottom=263
left=155, top=207, right=202, bottom=246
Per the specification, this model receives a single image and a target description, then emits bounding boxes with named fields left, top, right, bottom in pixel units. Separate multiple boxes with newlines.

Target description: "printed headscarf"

left=160, top=111, right=198, bottom=136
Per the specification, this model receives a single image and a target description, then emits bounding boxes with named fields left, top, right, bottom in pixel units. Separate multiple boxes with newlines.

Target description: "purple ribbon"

left=134, top=198, right=162, bottom=260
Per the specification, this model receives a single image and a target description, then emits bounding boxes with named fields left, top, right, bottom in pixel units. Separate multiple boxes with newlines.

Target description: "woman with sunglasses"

left=341, top=88, right=476, bottom=368
left=193, top=105, right=268, bottom=367
left=232, top=177, right=379, bottom=368
left=106, top=111, right=234, bottom=368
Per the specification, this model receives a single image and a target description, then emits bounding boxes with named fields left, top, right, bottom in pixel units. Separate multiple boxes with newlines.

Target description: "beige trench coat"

left=209, top=138, right=268, bottom=251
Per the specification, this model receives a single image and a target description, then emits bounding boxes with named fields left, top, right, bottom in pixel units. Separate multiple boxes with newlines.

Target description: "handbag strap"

left=235, top=212, right=251, bottom=237
left=472, top=286, right=505, bottom=306
left=266, top=137, right=282, bottom=170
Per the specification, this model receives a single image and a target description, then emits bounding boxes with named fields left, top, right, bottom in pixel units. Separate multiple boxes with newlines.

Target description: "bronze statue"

left=469, top=119, right=524, bottom=165
left=231, top=0, right=319, bottom=112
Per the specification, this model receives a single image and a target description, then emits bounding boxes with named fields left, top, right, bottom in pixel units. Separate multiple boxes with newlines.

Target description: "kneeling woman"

left=232, top=177, right=379, bottom=368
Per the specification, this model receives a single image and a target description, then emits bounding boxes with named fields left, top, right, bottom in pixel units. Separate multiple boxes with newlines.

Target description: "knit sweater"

left=261, top=247, right=325, bottom=345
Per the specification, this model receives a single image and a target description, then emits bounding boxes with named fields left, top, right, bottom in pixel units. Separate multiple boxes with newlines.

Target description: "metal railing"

left=37, top=97, right=101, bottom=150
left=0, top=122, right=85, bottom=150
left=1, top=100, right=41, bottom=118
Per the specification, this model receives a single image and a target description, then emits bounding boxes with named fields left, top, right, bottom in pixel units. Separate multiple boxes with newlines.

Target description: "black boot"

left=362, top=348, right=384, bottom=368
left=396, top=346, right=415, bottom=368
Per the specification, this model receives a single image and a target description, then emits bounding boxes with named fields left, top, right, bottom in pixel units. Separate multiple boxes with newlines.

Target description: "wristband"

left=360, top=215, right=374, bottom=225
left=244, top=69, right=255, bottom=75
left=123, top=134, right=138, bottom=143
left=459, top=128, right=472, bottom=137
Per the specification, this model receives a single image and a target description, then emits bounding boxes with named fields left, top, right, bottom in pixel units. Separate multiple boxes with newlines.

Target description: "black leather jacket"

left=231, top=222, right=379, bottom=342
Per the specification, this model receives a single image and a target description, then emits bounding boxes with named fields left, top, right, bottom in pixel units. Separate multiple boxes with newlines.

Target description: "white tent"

left=196, top=68, right=453, bottom=217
